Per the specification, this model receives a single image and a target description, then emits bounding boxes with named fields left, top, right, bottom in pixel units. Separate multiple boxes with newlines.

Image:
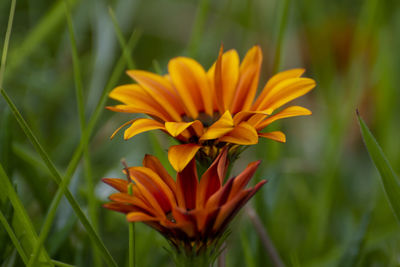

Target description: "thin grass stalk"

left=21, top=28, right=140, bottom=267
left=0, top=210, right=29, bottom=265
left=246, top=205, right=285, bottom=267
left=187, top=0, right=210, bottom=57
left=0, top=0, right=16, bottom=88
left=0, top=163, right=54, bottom=266
left=5, top=0, right=79, bottom=80
left=16, top=30, right=139, bottom=267
left=50, top=260, right=76, bottom=267
left=64, top=2, right=101, bottom=266
left=272, top=0, right=291, bottom=74
left=109, top=11, right=140, bottom=266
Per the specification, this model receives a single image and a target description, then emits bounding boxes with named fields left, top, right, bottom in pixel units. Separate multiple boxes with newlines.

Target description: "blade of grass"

left=0, top=0, right=16, bottom=88
left=0, top=209, right=29, bottom=265
left=50, top=260, right=76, bottom=267
left=187, top=0, right=210, bottom=57
left=108, top=7, right=136, bottom=69
left=0, top=163, right=53, bottom=266
left=5, top=0, right=79, bottom=80
left=64, top=2, right=101, bottom=266
left=271, top=0, right=291, bottom=74
left=1, top=89, right=117, bottom=267
left=357, top=112, right=400, bottom=224
left=17, top=27, right=140, bottom=267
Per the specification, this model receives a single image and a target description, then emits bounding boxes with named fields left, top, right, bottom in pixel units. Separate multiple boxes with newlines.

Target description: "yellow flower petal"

left=252, top=68, right=306, bottom=110
left=165, top=120, right=204, bottom=138
left=127, top=70, right=183, bottom=121
left=168, top=58, right=205, bottom=119
left=258, top=131, right=286, bottom=143
left=200, top=111, right=234, bottom=141
left=168, top=144, right=201, bottom=172
left=256, top=106, right=312, bottom=130
left=219, top=122, right=258, bottom=145
left=106, top=104, right=169, bottom=121
left=231, top=45, right=262, bottom=113
left=257, top=77, right=315, bottom=112
left=169, top=57, right=213, bottom=116
left=124, top=118, right=165, bottom=140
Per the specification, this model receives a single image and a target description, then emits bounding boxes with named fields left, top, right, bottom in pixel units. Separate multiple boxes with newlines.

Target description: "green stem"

left=187, top=0, right=210, bottom=57
left=0, top=0, right=16, bottom=88
left=0, top=209, right=29, bottom=265
left=272, top=0, right=291, bottom=74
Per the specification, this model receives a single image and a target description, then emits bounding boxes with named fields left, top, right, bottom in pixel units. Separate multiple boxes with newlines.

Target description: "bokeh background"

left=1, top=0, right=400, bottom=266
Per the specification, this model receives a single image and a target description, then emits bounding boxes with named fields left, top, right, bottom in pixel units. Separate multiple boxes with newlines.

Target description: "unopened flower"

left=103, top=149, right=265, bottom=264
left=107, top=45, right=315, bottom=171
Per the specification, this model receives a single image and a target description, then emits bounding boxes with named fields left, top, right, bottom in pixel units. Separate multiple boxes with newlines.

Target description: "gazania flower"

left=107, top=45, right=315, bottom=171
left=103, top=148, right=266, bottom=264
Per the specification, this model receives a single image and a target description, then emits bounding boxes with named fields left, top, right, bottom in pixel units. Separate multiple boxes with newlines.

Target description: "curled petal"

left=258, top=131, right=286, bottom=143
left=219, top=122, right=258, bottom=145
left=168, top=144, right=201, bottom=172
left=124, top=119, right=165, bottom=140
left=200, top=111, right=234, bottom=141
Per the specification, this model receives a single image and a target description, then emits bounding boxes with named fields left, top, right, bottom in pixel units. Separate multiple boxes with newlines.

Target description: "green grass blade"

left=0, top=163, right=53, bottom=266
left=187, top=0, right=210, bottom=57
left=357, top=112, right=400, bottom=224
left=5, top=0, right=79, bottom=79
left=0, top=209, right=29, bottom=265
left=108, top=7, right=137, bottom=69
left=0, top=0, right=16, bottom=88
left=7, top=28, right=140, bottom=267
left=64, top=2, right=101, bottom=266
left=272, top=0, right=291, bottom=74
left=0, top=89, right=118, bottom=267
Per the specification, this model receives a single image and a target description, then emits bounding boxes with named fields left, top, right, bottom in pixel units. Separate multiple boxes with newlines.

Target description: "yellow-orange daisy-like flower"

left=107, top=45, right=315, bottom=171
left=103, top=149, right=265, bottom=257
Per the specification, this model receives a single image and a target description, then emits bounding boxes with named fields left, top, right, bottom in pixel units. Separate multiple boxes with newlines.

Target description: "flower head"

left=103, top=148, right=266, bottom=258
left=107, top=45, right=315, bottom=171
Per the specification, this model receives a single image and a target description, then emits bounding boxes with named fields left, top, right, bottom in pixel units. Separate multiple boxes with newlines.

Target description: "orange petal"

left=127, top=70, right=183, bottom=121
left=168, top=58, right=204, bottom=119
left=200, top=111, right=234, bottom=141
left=168, top=57, right=213, bottom=116
left=233, top=110, right=271, bottom=125
left=252, top=68, right=306, bottom=110
left=128, top=167, right=176, bottom=212
left=258, top=131, right=286, bottom=143
left=231, top=46, right=262, bottom=113
left=124, top=118, right=165, bottom=140
left=255, top=77, right=315, bottom=112
left=102, top=178, right=129, bottom=193
left=108, top=193, right=154, bottom=214
left=143, top=155, right=177, bottom=195
left=165, top=120, right=204, bottom=137
left=196, top=148, right=228, bottom=208
left=214, top=45, right=225, bottom=113
left=176, top=159, right=198, bottom=210
left=109, top=85, right=169, bottom=120
left=256, top=106, right=312, bottom=130
left=228, top=161, right=261, bottom=201
left=110, top=120, right=135, bottom=139
left=126, top=211, right=159, bottom=222
left=106, top=105, right=169, bottom=122
left=219, top=122, right=258, bottom=145
left=168, top=144, right=201, bottom=172
left=103, top=202, right=137, bottom=214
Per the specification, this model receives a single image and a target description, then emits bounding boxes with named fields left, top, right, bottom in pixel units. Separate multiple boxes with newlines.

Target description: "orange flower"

left=107, top=45, right=315, bottom=171
left=103, top=148, right=266, bottom=255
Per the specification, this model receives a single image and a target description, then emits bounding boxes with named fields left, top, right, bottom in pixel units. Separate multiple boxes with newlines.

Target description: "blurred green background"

left=1, top=0, right=400, bottom=266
